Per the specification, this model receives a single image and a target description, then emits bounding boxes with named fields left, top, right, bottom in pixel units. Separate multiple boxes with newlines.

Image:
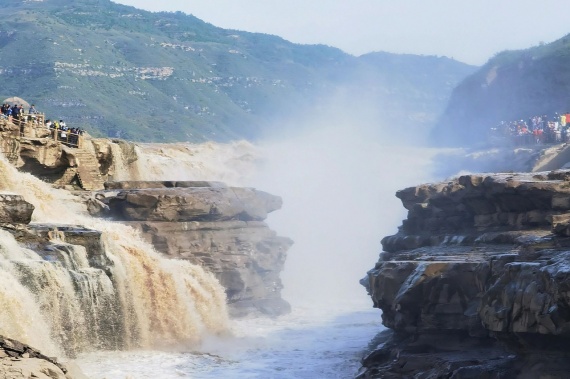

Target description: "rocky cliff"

left=90, top=181, right=293, bottom=317
left=0, top=119, right=292, bottom=318
left=360, top=171, right=570, bottom=378
left=0, top=118, right=140, bottom=191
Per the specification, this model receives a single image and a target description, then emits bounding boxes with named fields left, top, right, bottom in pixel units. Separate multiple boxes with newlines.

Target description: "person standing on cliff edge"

left=11, top=104, right=19, bottom=121
left=28, top=104, right=38, bottom=125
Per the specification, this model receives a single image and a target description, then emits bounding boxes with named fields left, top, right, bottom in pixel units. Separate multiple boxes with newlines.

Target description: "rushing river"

left=76, top=301, right=383, bottom=379
left=0, top=122, right=439, bottom=378
left=73, top=130, right=436, bottom=378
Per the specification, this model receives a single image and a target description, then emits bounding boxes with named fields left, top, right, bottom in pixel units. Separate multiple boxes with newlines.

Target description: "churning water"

left=76, top=302, right=382, bottom=379
left=0, top=127, right=439, bottom=378
left=0, top=153, right=230, bottom=358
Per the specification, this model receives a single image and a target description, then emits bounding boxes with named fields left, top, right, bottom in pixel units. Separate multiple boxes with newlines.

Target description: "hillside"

left=0, top=0, right=476, bottom=142
left=432, top=33, right=570, bottom=146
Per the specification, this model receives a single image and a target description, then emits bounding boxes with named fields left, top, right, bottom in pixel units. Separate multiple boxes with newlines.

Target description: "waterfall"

left=107, top=141, right=134, bottom=181
left=105, top=140, right=259, bottom=185
left=0, top=244, right=61, bottom=356
left=0, top=156, right=230, bottom=357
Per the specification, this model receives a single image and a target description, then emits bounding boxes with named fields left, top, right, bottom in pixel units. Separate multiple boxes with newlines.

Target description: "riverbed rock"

left=360, top=170, right=570, bottom=378
left=104, top=180, right=226, bottom=190
left=22, top=224, right=110, bottom=268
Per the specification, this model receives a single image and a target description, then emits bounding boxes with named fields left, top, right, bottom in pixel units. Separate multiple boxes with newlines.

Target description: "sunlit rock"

left=0, top=335, right=84, bottom=379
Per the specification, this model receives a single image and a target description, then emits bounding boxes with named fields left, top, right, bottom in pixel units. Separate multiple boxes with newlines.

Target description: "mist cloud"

left=250, top=92, right=439, bottom=309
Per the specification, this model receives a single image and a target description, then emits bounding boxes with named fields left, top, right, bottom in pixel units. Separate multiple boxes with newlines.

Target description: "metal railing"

left=7, top=112, right=46, bottom=127
left=53, top=129, right=82, bottom=148
left=3, top=112, right=84, bottom=148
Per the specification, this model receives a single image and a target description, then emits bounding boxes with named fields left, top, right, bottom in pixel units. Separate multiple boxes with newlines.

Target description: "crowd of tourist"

left=492, top=113, right=570, bottom=145
left=45, top=119, right=84, bottom=146
left=0, top=103, right=35, bottom=121
left=1, top=102, right=85, bottom=147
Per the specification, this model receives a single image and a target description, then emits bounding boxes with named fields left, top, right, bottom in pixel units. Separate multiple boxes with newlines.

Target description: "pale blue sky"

left=114, top=0, right=570, bottom=65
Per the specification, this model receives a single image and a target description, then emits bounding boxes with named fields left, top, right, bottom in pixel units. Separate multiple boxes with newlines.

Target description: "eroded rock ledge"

left=97, top=183, right=282, bottom=222
left=360, top=171, right=570, bottom=378
left=91, top=181, right=293, bottom=317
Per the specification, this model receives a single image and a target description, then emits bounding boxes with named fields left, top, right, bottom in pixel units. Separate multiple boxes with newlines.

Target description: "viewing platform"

left=0, top=115, right=105, bottom=191
left=1, top=113, right=84, bottom=148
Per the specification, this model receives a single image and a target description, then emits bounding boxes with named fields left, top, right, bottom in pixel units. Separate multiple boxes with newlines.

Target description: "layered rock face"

left=92, top=181, right=293, bottom=317
left=100, top=182, right=282, bottom=223
left=0, top=118, right=137, bottom=191
left=0, top=120, right=104, bottom=190
left=360, top=171, right=570, bottom=378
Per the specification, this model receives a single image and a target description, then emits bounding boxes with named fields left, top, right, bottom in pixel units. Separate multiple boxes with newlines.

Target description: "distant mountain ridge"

left=433, top=34, right=570, bottom=146
left=0, top=0, right=476, bottom=142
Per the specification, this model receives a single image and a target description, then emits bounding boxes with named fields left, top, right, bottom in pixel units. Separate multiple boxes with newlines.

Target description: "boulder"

left=0, top=194, right=34, bottom=224
left=0, top=335, right=84, bottom=379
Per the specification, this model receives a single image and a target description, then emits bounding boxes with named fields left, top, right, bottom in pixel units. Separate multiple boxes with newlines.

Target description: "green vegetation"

left=0, top=0, right=476, bottom=142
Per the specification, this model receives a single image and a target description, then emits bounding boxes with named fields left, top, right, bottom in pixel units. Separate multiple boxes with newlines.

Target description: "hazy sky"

left=114, top=0, right=570, bottom=65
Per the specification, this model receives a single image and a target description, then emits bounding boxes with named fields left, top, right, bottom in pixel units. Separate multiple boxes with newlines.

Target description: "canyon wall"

left=360, top=171, right=570, bottom=378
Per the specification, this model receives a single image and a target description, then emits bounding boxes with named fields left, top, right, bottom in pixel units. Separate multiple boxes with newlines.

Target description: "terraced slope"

left=0, top=0, right=475, bottom=142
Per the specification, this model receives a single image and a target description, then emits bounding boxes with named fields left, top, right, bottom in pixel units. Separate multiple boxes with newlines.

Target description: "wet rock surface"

left=360, top=170, right=570, bottom=378
left=124, top=220, right=292, bottom=317
left=0, top=335, right=82, bottom=379
left=92, top=181, right=292, bottom=317
left=0, top=194, right=34, bottom=224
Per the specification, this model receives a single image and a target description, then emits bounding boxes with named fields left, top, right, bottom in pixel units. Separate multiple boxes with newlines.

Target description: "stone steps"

left=53, top=168, right=78, bottom=187
left=73, top=149, right=106, bottom=191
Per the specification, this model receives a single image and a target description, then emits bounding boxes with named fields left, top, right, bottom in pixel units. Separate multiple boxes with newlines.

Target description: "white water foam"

left=0, top=115, right=442, bottom=377
left=0, top=156, right=230, bottom=357
left=74, top=129, right=440, bottom=377
left=77, top=303, right=382, bottom=379
left=110, top=140, right=260, bottom=185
